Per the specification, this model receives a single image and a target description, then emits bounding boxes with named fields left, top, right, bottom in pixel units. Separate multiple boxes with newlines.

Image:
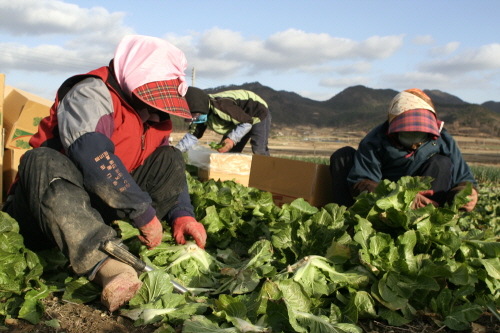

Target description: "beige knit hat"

left=388, top=88, right=436, bottom=123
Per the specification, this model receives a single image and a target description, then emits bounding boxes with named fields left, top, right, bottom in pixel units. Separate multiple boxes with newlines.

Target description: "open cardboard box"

left=3, top=86, right=52, bottom=150
left=196, top=154, right=252, bottom=187
left=249, top=155, right=334, bottom=208
left=188, top=144, right=252, bottom=186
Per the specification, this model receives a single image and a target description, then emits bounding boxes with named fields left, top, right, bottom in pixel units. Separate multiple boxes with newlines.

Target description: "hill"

left=172, top=82, right=500, bottom=138
left=482, top=100, right=500, bottom=114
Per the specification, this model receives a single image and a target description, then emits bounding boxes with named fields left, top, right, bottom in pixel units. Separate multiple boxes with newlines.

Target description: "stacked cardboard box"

left=3, top=85, right=52, bottom=149
left=1, top=83, right=52, bottom=198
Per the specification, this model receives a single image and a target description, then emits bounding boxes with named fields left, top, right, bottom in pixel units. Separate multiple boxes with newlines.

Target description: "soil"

left=4, top=297, right=160, bottom=333
left=4, top=297, right=499, bottom=333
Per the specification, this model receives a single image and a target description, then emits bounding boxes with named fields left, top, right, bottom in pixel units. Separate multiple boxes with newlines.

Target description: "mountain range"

left=174, top=82, right=500, bottom=138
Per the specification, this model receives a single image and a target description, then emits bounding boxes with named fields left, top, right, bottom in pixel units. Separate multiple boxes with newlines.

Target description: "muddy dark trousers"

left=3, top=146, right=186, bottom=276
left=414, top=154, right=453, bottom=206
left=230, top=111, right=272, bottom=156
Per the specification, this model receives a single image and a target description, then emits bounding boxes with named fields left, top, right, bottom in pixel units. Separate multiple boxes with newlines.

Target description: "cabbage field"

left=1, top=173, right=500, bottom=332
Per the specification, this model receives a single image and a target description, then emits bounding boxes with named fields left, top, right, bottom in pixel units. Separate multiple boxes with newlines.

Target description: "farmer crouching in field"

left=175, top=87, right=271, bottom=155
left=2, top=35, right=207, bottom=312
left=329, top=88, right=478, bottom=211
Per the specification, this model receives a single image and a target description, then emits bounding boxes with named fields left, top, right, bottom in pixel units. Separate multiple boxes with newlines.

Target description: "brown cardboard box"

left=3, top=86, right=52, bottom=149
left=197, top=153, right=252, bottom=186
left=2, top=148, right=27, bottom=198
left=248, top=155, right=334, bottom=208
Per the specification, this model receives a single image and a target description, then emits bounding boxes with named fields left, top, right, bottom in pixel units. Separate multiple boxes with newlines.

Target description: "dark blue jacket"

left=347, top=121, right=477, bottom=189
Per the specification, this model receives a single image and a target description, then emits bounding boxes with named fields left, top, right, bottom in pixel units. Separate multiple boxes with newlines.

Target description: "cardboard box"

left=197, top=153, right=252, bottom=186
left=3, top=86, right=52, bottom=149
left=2, top=148, right=27, bottom=198
left=249, top=155, right=334, bottom=208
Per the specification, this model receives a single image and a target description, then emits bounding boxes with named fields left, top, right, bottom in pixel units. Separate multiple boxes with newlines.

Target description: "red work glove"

left=137, top=216, right=163, bottom=250
left=218, top=138, right=235, bottom=153
left=172, top=216, right=207, bottom=249
left=411, top=190, right=439, bottom=210
left=460, top=188, right=478, bottom=212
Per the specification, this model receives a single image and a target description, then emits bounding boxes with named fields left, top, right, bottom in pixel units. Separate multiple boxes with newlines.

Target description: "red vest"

left=30, top=67, right=173, bottom=172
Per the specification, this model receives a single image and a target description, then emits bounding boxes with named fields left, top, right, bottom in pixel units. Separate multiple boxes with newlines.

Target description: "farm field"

left=171, top=129, right=500, bottom=166
left=2, top=130, right=500, bottom=333
left=4, top=174, right=500, bottom=333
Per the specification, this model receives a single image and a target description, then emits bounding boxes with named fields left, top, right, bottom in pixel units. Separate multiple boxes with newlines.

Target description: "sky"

left=1, top=0, right=500, bottom=105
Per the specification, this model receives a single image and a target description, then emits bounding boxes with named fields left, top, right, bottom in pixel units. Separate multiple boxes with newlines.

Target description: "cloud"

left=319, top=76, right=371, bottom=88
left=413, top=35, right=434, bottom=45
left=0, top=0, right=135, bottom=75
left=333, top=61, right=372, bottom=75
left=184, top=28, right=403, bottom=79
left=419, top=43, right=500, bottom=74
left=383, top=71, right=450, bottom=89
left=0, top=41, right=115, bottom=75
left=429, top=42, right=460, bottom=57
left=0, top=0, right=129, bottom=37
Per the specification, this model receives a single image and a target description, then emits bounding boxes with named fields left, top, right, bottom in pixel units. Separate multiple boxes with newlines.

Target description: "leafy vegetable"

left=0, top=213, right=49, bottom=324
left=2, top=174, right=500, bottom=332
left=209, top=141, right=225, bottom=150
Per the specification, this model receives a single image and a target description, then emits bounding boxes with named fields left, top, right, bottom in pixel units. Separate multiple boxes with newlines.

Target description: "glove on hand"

left=172, top=216, right=207, bottom=249
left=411, top=190, right=439, bottom=210
left=460, top=188, right=478, bottom=212
left=137, top=216, right=163, bottom=250
left=218, top=138, right=235, bottom=153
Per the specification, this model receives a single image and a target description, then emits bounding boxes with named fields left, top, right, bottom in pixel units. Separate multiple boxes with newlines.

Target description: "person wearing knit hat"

left=329, top=88, right=478, bottom=211
left=2, top=35, right=207, bottom=312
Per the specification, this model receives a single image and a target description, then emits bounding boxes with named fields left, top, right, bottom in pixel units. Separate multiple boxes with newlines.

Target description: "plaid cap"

left=133, top=78, right=191, bottom=119
left=388, top=109, right=440, bottom=136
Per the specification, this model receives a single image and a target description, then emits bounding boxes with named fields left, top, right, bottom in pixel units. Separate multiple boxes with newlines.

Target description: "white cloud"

left=355, top=35, right=405, bottom=59
left=319, top=76, right=371, bottom=88
left=0, top=0, right=129, bottom=36
left=266, top=29, right=404, bottom=62
left=183, top=28, right=403, bottom=79
left=384, top=71, right=449, bottom=86
left=333, top=61, right=372, bottom=75
left=413, top=35, right=434, bottom=45
left=0, top=0, right=134, bottom=75
left=429, top=42, right=460, bottom=57
left=420, top=43, right=500, bottom=74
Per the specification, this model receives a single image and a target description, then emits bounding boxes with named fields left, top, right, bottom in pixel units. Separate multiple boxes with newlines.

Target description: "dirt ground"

left=4, top=129, right=500, bottom=332
left=4, top=297, right=499, bottom=333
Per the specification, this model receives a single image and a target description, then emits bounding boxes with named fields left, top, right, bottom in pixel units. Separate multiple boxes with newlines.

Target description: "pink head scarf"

left=113, top=35, right=188, bottom=98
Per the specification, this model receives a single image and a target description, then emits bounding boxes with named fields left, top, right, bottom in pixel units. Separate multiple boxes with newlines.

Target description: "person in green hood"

left=176, top=87, right=271, bottom=155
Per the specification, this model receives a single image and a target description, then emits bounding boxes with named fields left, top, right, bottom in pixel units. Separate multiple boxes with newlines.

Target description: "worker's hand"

left=460, top=188, right=478, bottom=212
left=411, top=190, right=439, bottom=210
left=137, top=216, right=163, bottom=250
left=172, top=216, right=207, bottom=249
left=218, top=138, right=234, bottom=153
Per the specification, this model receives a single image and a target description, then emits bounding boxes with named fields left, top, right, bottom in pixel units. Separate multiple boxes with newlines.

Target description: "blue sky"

left=1, top=0, right=500, bottom=105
